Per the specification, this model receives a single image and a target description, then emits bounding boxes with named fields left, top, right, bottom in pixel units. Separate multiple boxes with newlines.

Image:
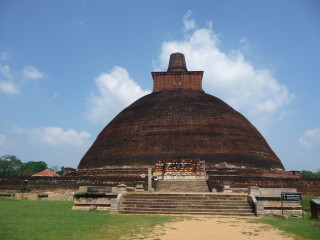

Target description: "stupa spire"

left=167, top=52, right=188, bottom=72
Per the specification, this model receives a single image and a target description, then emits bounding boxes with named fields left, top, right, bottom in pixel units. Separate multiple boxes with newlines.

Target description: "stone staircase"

left=118, top=193, right=254, bottom=216
left=156, top=180, right=209, bottom=192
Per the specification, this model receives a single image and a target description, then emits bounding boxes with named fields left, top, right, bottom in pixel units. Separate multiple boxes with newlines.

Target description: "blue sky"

left=0, top=0, right=319, bottom=171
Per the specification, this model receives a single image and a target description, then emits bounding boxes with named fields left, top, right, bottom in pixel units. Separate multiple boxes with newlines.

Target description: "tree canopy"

left=0, top=155, right=48, bottom=176
left=301, top=170, right=320, bottom=179
left=0, top=155, right=23, bottom=176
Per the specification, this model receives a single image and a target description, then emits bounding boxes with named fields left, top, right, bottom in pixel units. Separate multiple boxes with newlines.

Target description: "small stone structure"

left=310, top=199, right=320, bottom=218
left=248, top=187, right=303, bottom=216
left=72, top=186, right=117, bottom=210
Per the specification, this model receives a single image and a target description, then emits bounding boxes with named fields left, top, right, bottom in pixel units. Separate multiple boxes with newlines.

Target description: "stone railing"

left=247, top=194, right=264, bottom=216
left=110, top=193, right=123, bottom=214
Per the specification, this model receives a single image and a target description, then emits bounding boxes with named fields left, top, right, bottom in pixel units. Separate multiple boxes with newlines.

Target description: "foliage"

left=301, top=170, right=320, bottom=179
left=253, top=213, right=320, bottom=240
left=20, top=161, right=48, bottom=176
left=0, top=198, right=178, bottom=240
left=0, top=155, right=48, bottom=176
left=0, top=155, right=23, bottom=176
left=302, top=195, right=317, bottom=209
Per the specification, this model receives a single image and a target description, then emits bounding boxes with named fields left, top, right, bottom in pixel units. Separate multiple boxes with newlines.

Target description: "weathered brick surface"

left=0, top=175, right=319, bottom=196
left=79, top=90, right=283, bottom=170
left=208, top=176, right=320, bottom=196
left=0, top=176, right=148, bottom=192
left=152, top=72, right=203, bottom=92
left=206, top=168, right=301, bottom=178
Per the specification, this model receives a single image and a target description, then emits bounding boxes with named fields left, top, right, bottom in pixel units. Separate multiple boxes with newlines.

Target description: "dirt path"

left=143, top=216, right=294, bottom=240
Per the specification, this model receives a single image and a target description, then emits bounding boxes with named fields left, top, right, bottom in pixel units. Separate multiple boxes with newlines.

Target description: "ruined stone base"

left=72, top=186, right=118, bottom=211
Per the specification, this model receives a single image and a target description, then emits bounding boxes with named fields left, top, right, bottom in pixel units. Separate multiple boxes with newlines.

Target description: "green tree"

left=0, top=155, right=23, bottom=176
left=301, top=170, right=320, bottom=178
left=20, top=161, right=48, bottom=176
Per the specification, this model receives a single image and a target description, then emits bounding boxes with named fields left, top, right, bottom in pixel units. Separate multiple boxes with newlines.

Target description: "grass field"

left=0, top=198, right=179, bottom=240
left=253, top=214, right=320, bottom=240
left=1, top=197, right=320, bottom=240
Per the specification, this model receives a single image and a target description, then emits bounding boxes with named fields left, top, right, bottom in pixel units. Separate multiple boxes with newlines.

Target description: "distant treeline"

left=301, top=170, right=320, bottom=179
left=0, top=155, right=67, bottom=176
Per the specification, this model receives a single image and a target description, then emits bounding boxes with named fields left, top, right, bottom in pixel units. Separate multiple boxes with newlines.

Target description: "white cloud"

left=156, top=11, right=295, bottom=129
left=0, top=65, right=19, bottom=94
left=22, top=66, right=45, bottom=80
left=0, top=65, right=13, bottom=80
left=183, top=10, right=196, bottom=31
left=299, top=128, right=320, bottom=149
left=15, top=126, right=91, bottom=147
left=0, top=81, right=20, bottom=94
left=86, top=66, right=151, bottom=123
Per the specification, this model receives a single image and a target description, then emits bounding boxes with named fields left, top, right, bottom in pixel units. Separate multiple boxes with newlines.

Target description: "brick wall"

left=0, top=176, right=148, bottom=193
left=152, top=71, right=203, bottom=92
left=208, top=175, right=320, bottom=196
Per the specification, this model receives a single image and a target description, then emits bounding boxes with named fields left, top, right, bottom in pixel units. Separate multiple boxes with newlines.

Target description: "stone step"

left=119, top=207, right=253, bottom=212
left=120, top=205, right=252, bottom=210
left=122, top=200, right=249, bottom=205
left=118, top=209, right=254, bottom=216
left=122, top=196, right=247, bottom=201
left=118, top=193, right=254, bottom=216
left=123, top=194, right=246, bottom=199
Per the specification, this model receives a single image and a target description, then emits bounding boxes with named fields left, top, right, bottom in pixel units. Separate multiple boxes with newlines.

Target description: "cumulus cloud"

left=15, top=126, right=91, bottom=147
left=0, top=65, right=13, bottom=80
left=183, top=10, right=196, bottom=31
left=299, top=128, right=320, bottom=149
left=156, top=11, right=295, bottom=128
left=22, top=66, right=45, bottom=80
left=0, top=81, right=20, bottom=94
left=86, top=66, right=151, bottom=123
left=0, top=65, right=19, bottom=94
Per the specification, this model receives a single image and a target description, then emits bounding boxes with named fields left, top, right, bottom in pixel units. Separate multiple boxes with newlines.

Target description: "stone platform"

left=115, top=192, right=254, bottom=216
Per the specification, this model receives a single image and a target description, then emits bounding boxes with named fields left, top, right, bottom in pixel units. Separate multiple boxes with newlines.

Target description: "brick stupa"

left=78, top=53, right=284, bottom=172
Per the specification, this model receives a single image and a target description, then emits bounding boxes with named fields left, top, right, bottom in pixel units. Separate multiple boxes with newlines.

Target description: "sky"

left=0, top=0, right=319, bottom=171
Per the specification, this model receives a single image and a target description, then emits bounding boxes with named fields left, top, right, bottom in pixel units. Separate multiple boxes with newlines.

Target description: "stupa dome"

left=78, top=53, right=284, bottom=170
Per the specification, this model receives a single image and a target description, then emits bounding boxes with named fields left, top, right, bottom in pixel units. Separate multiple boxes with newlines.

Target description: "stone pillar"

left=148, top=167, right=152, bottom=191
left=110, top=193, right=122, bottom=214
left=256, top=201, right=265, bottom=216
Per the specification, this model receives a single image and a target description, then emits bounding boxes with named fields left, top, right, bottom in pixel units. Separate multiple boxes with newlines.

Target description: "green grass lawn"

left=2, top=197, right=320, bottom=240
left=252, top=213, right=320, bottom=240
left=0, top=198, right=178, bottom=240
